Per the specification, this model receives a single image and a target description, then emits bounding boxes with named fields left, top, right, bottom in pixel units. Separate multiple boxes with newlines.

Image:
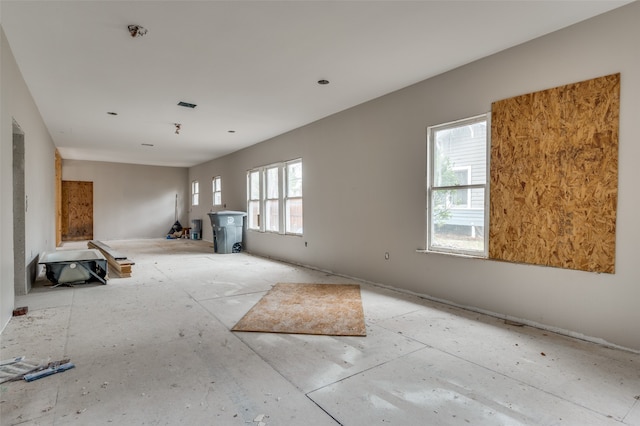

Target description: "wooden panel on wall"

left=55, top=150, right=62, bottom=246
left=61, top=180, right=94, bottom=241
left=489, top=73, right=619, bottom=273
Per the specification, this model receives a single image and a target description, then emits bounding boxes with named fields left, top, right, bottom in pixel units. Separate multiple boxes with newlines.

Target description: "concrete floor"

left=1, top=239, right=639, bottom=425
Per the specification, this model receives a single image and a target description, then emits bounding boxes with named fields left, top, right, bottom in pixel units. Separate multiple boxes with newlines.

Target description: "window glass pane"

left=287, top=162, right=302, bottom=197
left=192, top=180, right=199, bottom=206
left=265, top=200, right=279, bottom=232
left=249, top=171, right=260, bottom=200
left=434, top=122, right=486, bottom=187
left=430, top=188, right=485, bottom=252
left=248, top=200, right=260, bottom=229
left=266, top=167, right=279, bottom=199
left=212, top=176, right=222, bottom=206
left=286, top=198, right=303, bottom=234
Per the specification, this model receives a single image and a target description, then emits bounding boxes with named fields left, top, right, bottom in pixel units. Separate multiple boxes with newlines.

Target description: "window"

left=427, top=114, right=488, bottom=256
left=191, top=180, right=199, bottom=206
left=264, top=166, right=280, bottom=232
left=247, top=159, right=303, bottom=235
left=247, top=170, right=261, bottom=230
left=212, top=176, right=222, bottom=206
left=285, top=160, right=303, bottom=234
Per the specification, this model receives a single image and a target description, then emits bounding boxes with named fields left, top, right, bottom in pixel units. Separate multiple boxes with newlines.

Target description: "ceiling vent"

left=178, top=101, right=197, bottom=109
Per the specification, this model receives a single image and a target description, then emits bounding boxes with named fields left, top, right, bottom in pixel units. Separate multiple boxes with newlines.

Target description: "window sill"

left=415, top=249, right=487, bottom=260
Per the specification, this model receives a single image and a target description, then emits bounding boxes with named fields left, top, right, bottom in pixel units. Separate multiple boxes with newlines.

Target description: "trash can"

left=207, top=211, right=246, bottom=254
left=191, top=219, right=202, bottom=240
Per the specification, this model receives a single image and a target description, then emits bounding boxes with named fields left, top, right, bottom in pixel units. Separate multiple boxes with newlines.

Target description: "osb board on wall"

left=489, top=73, right=619, bottom=273
left=61, top=180, right=94, bottom=241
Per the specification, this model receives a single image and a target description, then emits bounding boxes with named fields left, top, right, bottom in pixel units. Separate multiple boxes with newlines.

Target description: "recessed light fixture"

left=107, top=112, right=118, bottom=116
left=178, top=101, right=197, bottom=109
left=141, top=143, right=154, bottom=147
left=228, top=130, right=236, bottom=133
left=317, top=79, right=330, bottom=85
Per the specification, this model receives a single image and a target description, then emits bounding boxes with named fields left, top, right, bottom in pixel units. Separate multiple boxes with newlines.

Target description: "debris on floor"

left=0, top=357, right=44, bottom=383
left=253, top=413, right=268, bottom=425
left=12, top=306, right=28, bottom=316
left=0, top=357, right=72, bottom=383
left=24, top=361, right=75, bottom=382
left=504, top=319, right=525, bottom=327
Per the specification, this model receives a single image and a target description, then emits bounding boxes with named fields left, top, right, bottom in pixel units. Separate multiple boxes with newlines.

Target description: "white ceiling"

left=2, top=1, right=633, bottom=167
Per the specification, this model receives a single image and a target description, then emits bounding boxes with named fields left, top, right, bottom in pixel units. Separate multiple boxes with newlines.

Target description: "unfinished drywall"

left=62, top=160, right=189, bottom=240
left=189, top=2, right=640, bottom=351
left=1, top=27, right=57, bottom=329
left=490, top=74, right=620, bottom=273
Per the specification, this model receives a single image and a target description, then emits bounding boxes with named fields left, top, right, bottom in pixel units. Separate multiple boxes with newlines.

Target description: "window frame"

left=247, top=159, right=303, bottom=236
left=426, top=113, right=489, bottom=257
left=191, top=180, right=199, bottom=206
left=247, top=170, right=261, bottom=231
left=264, top=164, right=282, bottom=233
left=212, top=176, right=222, bottom=206
left=284, top=159, right=303, bottom=235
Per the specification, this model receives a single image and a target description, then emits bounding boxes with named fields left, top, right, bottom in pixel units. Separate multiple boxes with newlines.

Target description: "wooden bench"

left=87, top=240, right=135, bottom=278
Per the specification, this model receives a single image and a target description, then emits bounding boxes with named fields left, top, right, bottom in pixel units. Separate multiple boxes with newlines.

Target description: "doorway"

left=61, top=181, right=94, bottom=241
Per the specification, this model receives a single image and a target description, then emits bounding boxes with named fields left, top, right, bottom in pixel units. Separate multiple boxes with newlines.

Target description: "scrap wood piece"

left=106, top=258, right=132, bottom=278
left=108, top=264, right=131, bottom=278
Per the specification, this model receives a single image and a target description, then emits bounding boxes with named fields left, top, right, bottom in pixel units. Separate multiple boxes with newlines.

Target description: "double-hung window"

left=247, top=159, right=303, bottom=235
left=191, top=180, right=199, bottom=206
left=212, top=176, right=222, bottom=206
left=285, top=160, right=303, bottom=234
left=264, top=166, right=280, bottom=232
left=247, top=170, right=261, bottom=230
left=427, top=114, right=489, bottom=256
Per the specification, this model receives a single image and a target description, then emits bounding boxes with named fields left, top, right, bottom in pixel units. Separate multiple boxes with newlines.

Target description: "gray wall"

left=63, top=160, right=189, bottom=240
left=189, top=3, right=640, bottom=351
left=1, top=28, right=57, bottom=331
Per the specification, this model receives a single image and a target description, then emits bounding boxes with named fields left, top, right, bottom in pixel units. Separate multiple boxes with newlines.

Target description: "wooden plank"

left=489, top=73, right=619, bottom=273
left=88, top=240, right=129, bottom=260
left=87, top=240, right=134, bottom=277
